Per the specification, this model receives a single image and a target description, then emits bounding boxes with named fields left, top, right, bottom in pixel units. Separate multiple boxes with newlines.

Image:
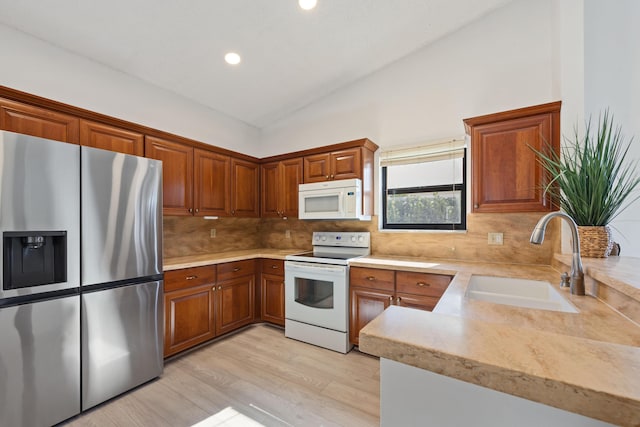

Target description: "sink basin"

left=465, top=275, right=579, bottom=313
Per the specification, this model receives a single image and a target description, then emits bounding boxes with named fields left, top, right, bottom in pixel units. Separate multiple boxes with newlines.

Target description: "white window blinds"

left=379, top=137, right=466, bottom=166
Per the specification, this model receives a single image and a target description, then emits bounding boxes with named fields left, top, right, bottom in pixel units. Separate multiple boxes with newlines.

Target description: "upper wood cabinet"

left=231, top=158, right=260, bottom=217
left=0, top=97, right=79, bottom=144
left=80, top=120, right=144, bottom=155
left=145, top=136, right=194, bottom=216
left=464, top=101, right=561, bottom=213
left=261, top=157, right=303, bottom=218
left=194, top=149, right=230, bottom=216
left=304, top=147, right=362, bottom=182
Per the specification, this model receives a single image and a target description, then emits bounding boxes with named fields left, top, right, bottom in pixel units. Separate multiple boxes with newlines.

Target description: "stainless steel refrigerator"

left=0, top=131, right=164, bottom=426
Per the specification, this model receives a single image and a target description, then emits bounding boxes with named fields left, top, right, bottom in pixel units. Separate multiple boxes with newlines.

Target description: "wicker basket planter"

left=578, top=225, right=613, bottom=258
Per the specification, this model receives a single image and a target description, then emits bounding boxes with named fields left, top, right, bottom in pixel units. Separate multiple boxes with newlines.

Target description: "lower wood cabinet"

left=163, top=260, right=255, bottom=357
left=260, top=259, right=285, bottom=326
left=349, top=267, right=453, bottom=346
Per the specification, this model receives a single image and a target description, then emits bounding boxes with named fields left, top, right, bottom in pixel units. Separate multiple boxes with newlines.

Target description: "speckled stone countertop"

left=163, top=249, right=304, bottom=271
left=354, top=255, right=640, bottom=427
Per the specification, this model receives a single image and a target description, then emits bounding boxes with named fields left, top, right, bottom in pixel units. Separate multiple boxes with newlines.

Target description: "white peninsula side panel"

left=381, top=358, right=614, bottom=427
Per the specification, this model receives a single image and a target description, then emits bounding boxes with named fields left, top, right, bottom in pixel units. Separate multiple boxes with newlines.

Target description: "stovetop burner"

left=286, top=232, right=370, bottom=265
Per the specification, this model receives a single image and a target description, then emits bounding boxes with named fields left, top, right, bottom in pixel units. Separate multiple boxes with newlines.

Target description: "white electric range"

left=284, top=231, right=370, bottom=353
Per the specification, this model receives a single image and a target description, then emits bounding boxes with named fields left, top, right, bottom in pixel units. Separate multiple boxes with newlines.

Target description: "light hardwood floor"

left=64, top=325, right=380, bottom=427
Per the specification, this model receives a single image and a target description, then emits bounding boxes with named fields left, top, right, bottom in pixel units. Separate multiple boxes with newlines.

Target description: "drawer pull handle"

left=367, top=276, right=375, bottom=281
left=233, top=268, right=240, bottom=272
left=416, top=282, right=429, bottom=287
left=271, top=265, right=279, bottom=269
left=186, top=275, right=198, bottom=280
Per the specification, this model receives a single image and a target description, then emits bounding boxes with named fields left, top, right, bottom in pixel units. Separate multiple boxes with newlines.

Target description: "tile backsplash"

left=165, top=212, right=559, bottom=265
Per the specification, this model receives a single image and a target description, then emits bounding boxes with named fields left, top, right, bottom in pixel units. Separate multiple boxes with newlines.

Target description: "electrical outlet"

left=285, top=229, right=291, bottom=239
left=210, top=229, right=216, bottom=238
left=488, top=232, right=503, bottom=245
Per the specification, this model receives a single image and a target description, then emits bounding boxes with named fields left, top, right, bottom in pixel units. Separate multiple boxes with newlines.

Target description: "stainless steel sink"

left=465, top=275, right=579, bottom=313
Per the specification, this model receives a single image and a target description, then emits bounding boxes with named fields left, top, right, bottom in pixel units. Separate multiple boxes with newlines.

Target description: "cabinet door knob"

left=388, top=296, right=393, bottom=302
left=188, top=208, right=193, bottom=213
left=212, top=286, right=216, bottom=291
left=397, top=297, right=402, bottom=304
left=218, top=286, right=222, bottom=290
left=416, top=282, right=429, bottom=287
left=330, top=174, right=334, bottom=179
left=474, top=204, right=479, bottom=209
left=232, top=209, right=236, bottom=215
left=195, top=208, right=199, bottom=213
left=186, top=275, right=197, bottom=280
left=325, top=175, right=329, bottom=179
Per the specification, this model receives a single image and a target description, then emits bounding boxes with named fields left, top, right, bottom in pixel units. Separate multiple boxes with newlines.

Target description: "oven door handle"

left=285, top=261, right=346, bottom=274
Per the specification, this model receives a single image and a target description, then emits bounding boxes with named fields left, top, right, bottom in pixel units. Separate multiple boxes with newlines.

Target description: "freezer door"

left=0, top=131, right=80, bottom=298
left=0, top=295, right=80, bottom=427
left=81, top=280, right=163, bottom=410
left=81, top=146, right=162, bottom=285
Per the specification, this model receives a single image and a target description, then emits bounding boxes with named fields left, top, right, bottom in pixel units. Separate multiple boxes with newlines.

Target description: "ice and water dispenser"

left=2, top=231, right=67, bottom=290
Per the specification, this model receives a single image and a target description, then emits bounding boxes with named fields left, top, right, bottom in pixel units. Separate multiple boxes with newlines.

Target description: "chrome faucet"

left=530, top=212, right=585, bottom=295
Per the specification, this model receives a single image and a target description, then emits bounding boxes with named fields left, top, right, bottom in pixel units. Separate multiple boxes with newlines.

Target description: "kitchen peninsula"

left=356, top=255, right=640, bottom=427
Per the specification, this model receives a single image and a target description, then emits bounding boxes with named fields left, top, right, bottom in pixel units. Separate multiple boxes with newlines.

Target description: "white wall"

left=583, top=0, right=640, bottom=256
left=0, top=24, right=260, bottom=155
left=258, top=0, right=557, bottom=157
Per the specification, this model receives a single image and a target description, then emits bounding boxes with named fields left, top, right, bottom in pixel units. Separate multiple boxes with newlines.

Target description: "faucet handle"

left=560, top=272, right=570, bottom=288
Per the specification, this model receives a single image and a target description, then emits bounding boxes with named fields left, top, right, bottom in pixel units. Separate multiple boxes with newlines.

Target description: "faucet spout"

left=530, top=212, right=585, bottom=296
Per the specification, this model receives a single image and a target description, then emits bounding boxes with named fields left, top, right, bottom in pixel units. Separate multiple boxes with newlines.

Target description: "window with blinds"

left=380, top=139, right=467, bottom=230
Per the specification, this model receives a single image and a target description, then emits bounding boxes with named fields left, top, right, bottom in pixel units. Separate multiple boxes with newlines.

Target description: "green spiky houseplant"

left=533, top=110, right=640, bottom=257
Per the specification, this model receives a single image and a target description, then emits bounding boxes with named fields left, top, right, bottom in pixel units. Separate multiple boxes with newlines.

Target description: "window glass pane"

left=386, top=158, right=463, bottom=189
left=386, top=190, right=462, bottom=224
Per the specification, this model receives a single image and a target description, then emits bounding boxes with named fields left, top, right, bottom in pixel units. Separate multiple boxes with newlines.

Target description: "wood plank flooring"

left=64, top=325, right=380, bottom=427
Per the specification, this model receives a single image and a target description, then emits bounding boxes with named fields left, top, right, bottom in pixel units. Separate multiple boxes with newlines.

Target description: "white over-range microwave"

left=298, top=178, right=369, bottom=220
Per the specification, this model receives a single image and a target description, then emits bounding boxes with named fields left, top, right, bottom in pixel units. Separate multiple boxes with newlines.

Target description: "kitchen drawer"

left=350, top=267, right=395, bottom=292
left=218, top=259, right=256, bottom=282
left=395, top=271, right=451, bottom=298
left=164, top=265, right=216, bottom=292
left=261, top=258, right=284, bottom=275
left=396, top=293, right=441, bottom=311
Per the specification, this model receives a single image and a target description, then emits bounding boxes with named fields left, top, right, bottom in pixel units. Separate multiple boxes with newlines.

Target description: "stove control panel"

left=312, top=231, right=370, bottom=248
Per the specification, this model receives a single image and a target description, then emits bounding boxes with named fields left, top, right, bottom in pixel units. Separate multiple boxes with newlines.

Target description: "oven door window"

left=294, top=277, right=333, bottom=309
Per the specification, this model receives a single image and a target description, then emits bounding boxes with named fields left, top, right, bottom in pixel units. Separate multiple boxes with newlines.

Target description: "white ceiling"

left=0, top=0, right=511, bottom=128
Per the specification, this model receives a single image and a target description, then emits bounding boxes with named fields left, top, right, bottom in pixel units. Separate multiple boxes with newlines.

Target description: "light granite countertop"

left=163, top=249, right=304, bottom=271
left=355, top=255, right=640, bottom=427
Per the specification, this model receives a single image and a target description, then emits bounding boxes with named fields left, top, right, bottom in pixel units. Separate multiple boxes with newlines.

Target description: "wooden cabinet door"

left=164, top=284, right=215, bottom=357
left=194, top=149, right=230, bottom=216
left=395, top=293, right=440, bottom=312
left=215, top=275, right=255, bottom=335
left=231, top=158, right=259, bottom=217
left=261, top=273, right=285, bottom=326
left=261, top=158, right=302, bottom=218
left=350, top=287, right=393, bottom=345
left=465, top=102, right=560, bottom=213
left=331, top=148, right=361, bottom=180
left=261, top=161, right=280, bottom=217
left=0, top=98, right=79, bottom=144
left=79, top=120, right=143, bottom=155
left=145, top=136, right=194, bottom=216
left=303, top=152, right=331, bottom=182
left=280, top=157, right=303, bottom=217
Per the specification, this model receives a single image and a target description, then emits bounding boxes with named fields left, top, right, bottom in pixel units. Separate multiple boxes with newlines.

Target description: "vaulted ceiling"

left=0, top=0, right=512, bottom=128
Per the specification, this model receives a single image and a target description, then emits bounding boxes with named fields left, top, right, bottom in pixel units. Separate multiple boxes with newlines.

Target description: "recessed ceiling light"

left=298, top=0, right=317, bottom=11
left=224, top=52, right=241, bottom=65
